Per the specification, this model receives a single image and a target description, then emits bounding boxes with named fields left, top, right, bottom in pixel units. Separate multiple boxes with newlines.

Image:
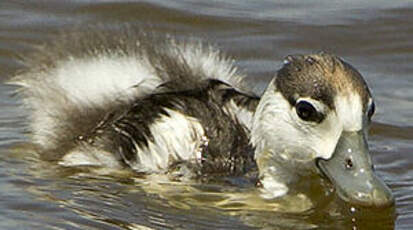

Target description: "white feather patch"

left=52, top=56, right=160, bottom=105
left=60, top=146, right=122, bottom=168
left=59, top=109, right=205, bottom=170
left=13, top=55, right=161, bottom=147
left=128, top=109, right=205, bottom=173
left=335, top=92, right=363, bottom=132
left=169, top=42, right=243, bottom=87
left=252, top=81, right=342, bottom=161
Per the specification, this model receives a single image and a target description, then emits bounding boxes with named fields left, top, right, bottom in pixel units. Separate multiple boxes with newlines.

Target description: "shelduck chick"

left=11, top=28, right=393, bottom=207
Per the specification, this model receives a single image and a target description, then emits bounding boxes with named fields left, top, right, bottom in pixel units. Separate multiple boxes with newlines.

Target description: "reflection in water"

left=8, top=142, right=394, bottom=230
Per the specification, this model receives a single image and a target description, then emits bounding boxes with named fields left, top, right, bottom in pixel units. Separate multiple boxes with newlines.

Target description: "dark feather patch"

left=275, top=52, right=372, bottom=112
left=72, top=79, right=259, bottom=176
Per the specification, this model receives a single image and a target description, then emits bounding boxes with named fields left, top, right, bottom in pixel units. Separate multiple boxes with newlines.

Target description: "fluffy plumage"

left=11, top=26, right=258, bottom=177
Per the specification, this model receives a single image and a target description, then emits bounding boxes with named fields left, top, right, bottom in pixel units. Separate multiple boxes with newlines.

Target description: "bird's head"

left=252, top=53, right=393, bottom=207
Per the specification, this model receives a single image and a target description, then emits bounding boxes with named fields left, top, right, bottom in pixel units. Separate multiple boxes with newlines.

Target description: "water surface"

left=1, top=1, right=412, bottom=229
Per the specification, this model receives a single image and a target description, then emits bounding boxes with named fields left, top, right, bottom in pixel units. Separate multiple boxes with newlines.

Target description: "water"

left=1, top=1, right=412, bottom=229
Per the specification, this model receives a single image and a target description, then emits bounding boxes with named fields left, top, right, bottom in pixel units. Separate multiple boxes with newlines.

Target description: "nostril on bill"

left=345, top=158, right=354, bottom=170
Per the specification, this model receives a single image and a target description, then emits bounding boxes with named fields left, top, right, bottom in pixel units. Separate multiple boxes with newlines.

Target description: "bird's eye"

left=295, top=100, right=324, bottom=123
left=367, top=101, right=375, bottom=120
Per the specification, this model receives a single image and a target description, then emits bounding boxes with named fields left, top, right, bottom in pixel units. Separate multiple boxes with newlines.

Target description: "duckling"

left=12, top=28, right=393, bottom=207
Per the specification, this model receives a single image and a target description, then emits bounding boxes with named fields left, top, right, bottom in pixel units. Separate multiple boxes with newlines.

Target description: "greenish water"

left=0, top=1, right=412, bottom=229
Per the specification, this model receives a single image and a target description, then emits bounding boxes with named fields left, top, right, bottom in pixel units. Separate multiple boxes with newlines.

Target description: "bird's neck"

left=250, top=80, right=299, bottom=198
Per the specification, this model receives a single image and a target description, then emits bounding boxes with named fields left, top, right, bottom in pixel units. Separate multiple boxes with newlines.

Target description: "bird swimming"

left=11, top=27, right=394, bottom=207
